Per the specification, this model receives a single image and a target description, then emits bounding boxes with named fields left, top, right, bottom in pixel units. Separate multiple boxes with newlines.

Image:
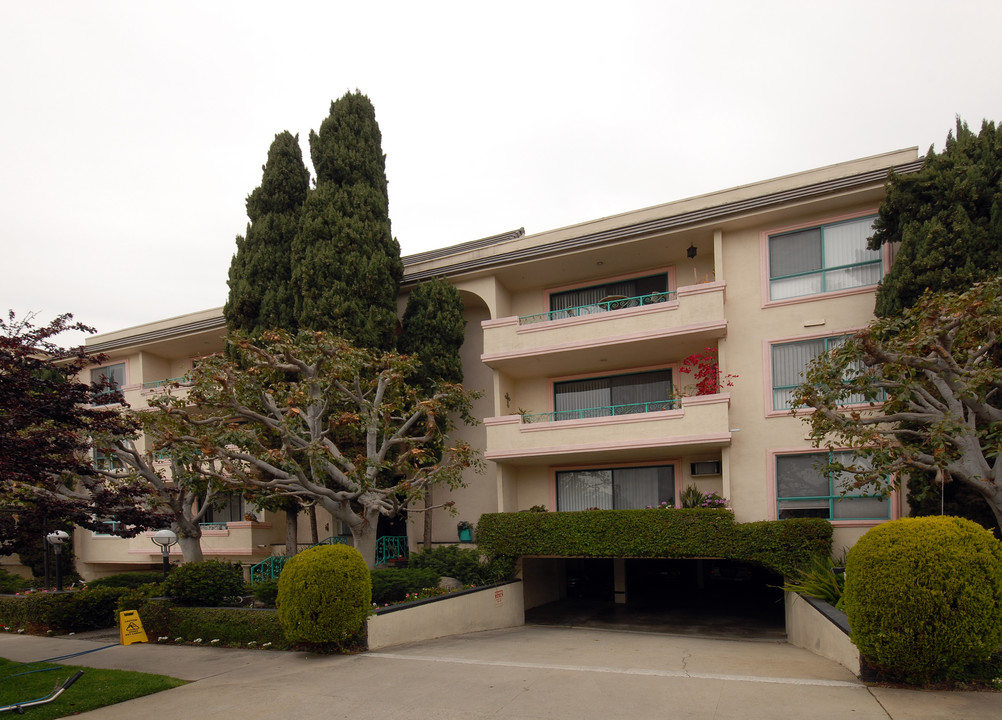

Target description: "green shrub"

left=476, top=510, right=831, bottom=577
left=46, top=587, right=129, bottom=632
left=88, top=572, right=164, bottom=589
left=0, top=569, right=29, bottom=594
left=0, top=593, right=59, bottom=632
left=116, top=583, right=165, bottom=613
left=370, top=567, right=441, bottom=604
left=844, top=516, right=1002, bottom=685
left=409, top=545, right=515, bottom=585
left=129, top=599, right=291, bottom=649
left=162, top=560, right=245, bottom=607
left=251, top=579, right=280, bottom=607
left=277, top=544, right=371, bottom=646
left=165, top=606, right=289, bottom=648
left=781, top=553, right=845, bottom=608
left=679, top=485, right=706, bottom=508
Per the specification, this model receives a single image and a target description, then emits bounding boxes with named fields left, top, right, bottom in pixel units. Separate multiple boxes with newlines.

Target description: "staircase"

left=248, top=534, right=410, bottom=583
left=249, top=536, right=350, bottom=584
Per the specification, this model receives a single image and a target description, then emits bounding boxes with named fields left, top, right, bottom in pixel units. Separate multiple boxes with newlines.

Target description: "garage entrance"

left=523, top=557, right=786, bottom=640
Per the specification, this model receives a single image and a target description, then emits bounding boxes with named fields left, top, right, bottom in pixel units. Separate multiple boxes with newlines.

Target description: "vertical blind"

left=554, top=370, right=673, bottom=419
left=557, top=465, right=676, bottom=511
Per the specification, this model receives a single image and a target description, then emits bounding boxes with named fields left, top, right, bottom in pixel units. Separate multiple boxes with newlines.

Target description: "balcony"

left=484, top=393, right=731, bottom=466
left=481, top=282, right=726, bottom=378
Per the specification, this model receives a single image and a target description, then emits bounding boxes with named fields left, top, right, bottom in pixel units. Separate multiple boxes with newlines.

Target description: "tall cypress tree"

left=869, top=117, right=1002, bottom=536
left=398, top=278, right=467, bottom=388
left=292, top=92, right=403, bottom=350
left=871, top=118, right=1002, bottom=318
left=224, top=132, right=310, bottom=333
left=397, top=277, right=467, bottom=547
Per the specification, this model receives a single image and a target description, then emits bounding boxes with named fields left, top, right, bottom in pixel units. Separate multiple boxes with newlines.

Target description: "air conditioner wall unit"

left=690, top=461, right=722, bottom=476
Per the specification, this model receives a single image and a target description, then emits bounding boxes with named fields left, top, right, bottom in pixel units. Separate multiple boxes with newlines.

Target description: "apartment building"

left=69, top=147, right=921, bottom=584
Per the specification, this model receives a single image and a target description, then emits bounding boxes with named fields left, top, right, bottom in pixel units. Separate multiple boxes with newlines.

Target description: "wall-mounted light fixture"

left=687, top=244, right=698, bottom=259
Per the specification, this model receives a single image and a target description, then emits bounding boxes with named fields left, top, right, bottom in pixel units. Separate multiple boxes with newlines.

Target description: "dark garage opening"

left=524, top=557, right=787, bottom=639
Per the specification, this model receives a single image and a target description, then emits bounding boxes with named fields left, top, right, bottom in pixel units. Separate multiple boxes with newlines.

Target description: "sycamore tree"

left=92, top=427, right=227, bottom=563
left=0, top=312, right=167, bottom=559
left=793, top=279, right=1002, bottom=531
left=144, top=330, right=480, bottom=569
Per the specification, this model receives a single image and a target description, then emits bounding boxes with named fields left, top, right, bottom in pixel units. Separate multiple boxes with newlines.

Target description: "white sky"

left=2, top=0, right=1000, bottom=347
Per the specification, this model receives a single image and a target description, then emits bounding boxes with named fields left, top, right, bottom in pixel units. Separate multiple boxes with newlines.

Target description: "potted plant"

left=457, top=520, right=475, bottom=542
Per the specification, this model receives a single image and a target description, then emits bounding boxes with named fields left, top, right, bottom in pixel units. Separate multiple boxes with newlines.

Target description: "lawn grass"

left=0, top=657, right=186, bottom=719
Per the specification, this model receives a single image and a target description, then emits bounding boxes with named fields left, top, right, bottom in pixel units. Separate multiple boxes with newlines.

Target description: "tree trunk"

left=309, top=505, right=319, bottom=544
left=423, top=486, right=433, bottom=549
left=353, top=524, right=378, bottom=570
left=285, top=504, right=299, bottom=556
left=176, top=534, right=203, bottom=563
left=173, top=516, right=204, bottom=563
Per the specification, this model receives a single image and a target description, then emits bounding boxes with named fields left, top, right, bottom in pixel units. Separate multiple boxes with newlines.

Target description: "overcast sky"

left=2, top=0, right=1000, bottom=347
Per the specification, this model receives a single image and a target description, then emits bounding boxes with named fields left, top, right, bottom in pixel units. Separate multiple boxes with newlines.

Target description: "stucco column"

left=614, top=558, right=627, bottom=604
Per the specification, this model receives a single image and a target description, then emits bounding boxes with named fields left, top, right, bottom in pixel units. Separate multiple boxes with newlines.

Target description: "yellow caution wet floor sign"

left=119, top=610, right=148, bottom=645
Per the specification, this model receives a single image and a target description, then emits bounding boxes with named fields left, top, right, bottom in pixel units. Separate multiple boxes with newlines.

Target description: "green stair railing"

left=375, top=535, right=409, bottom=567
left=249, top=535, right=350, bottom=584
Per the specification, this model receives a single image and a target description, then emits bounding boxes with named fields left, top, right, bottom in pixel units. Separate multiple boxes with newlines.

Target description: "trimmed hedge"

left=87, top=572, right=164, bottom=589
left=409, top=545, right=515, bottom=585
left=120, top=598, right=291, bottom=649
left=844, top=516, right=1002, bottom=684
left=162, top=560, right=245, bottom=607
left=475, top=509, right=831, bottom=576
left=371, top=568, right=441, bottom=604
left=278, top=544, right=371, bottom=645
left=0, top=587, right=128, bottom=633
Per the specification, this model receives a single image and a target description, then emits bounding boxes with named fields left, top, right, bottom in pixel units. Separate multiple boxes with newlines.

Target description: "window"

left=776, top=451, right=889, bottom=521
left=90, top=362, right=126, bottom=405
left=92, top=519, right=123, bottom=537
left=557, top=465, right=676, bottom=511
left=92, top=450, right=124, bottom=472
left=768, top=215, right=879, bottom=300
left=771, top=335, right=870, bottom=411
left=204, top=492, right=244, bottom=527
left=550, top=273, right=670, bottom=316
left=553, top=370, right=673, bottom=420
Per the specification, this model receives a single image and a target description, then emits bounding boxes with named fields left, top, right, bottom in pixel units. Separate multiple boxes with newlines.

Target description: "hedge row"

left=136, top=600, right=292, bottom=648
left=475, top=509, right=831, bottom=576
left=0, top=587, right=128, bottom=633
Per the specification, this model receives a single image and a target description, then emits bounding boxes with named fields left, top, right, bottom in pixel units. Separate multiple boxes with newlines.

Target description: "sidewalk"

left=2, top=626, right=998, bottom=719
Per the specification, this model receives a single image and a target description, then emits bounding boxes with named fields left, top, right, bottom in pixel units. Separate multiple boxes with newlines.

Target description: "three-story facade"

left=59, top=147, right=921, bottom=581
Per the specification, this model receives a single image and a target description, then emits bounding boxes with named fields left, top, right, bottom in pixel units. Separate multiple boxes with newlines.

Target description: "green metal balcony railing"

left=249, top=535, right=352, bottom=584
left=521, top=399, right=678, bottom=424
left=518, top=290, right=676, bottom=325
left=375, top=535, right=409, bottom=567
left=199, top=522, right=228, bottom=531
left=142, top=376, right=193, bottom=389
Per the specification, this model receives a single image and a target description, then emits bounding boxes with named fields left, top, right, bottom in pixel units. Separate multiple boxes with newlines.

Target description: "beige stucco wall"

left=366, top=581, right=524, bottom=650
left=785, top=592, right=860, bottom=675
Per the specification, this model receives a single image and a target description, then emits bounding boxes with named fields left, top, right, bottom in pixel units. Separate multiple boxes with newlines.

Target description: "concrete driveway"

left=2, top=626, right=998, bottom=719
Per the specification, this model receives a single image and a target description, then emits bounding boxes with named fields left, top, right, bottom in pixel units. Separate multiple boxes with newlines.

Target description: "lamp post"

left=45, top=531, right=70, bottom=591
left=151, top=529, right=178, bottom=579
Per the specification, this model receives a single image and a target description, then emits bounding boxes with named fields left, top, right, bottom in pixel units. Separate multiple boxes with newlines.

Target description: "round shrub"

left=844, top=516, right=1002, bottom=684
left=162, top=560, right=245, bottom=607
left=277, top=544, right=371, bottom=645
